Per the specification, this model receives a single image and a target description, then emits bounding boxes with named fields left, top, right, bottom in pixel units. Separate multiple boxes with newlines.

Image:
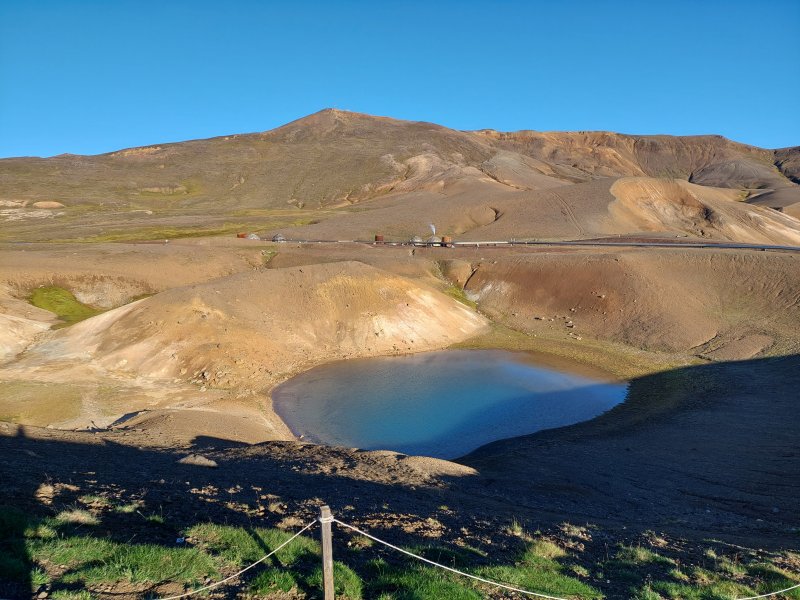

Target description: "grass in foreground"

left=1, top=507, right=599, bottom=599
left=2, top=507, right=219, bottom=594
left=2, top=505, right=798, bottom=599
left=601, top=543, right=800, bottom=600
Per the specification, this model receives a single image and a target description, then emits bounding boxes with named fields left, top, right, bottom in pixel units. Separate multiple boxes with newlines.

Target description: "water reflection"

left=273, top=350, right=628, bottom=459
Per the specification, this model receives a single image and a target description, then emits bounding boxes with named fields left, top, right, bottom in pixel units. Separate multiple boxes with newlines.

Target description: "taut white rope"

left=333, top=518, right=577, bottom=600
left=733, top=582, right=800, bottom=600
left=148, top=513, right=799, bottom=600
left=334, top=518, right=800, bottom=600
left=158, top=519, right=317, bottom=600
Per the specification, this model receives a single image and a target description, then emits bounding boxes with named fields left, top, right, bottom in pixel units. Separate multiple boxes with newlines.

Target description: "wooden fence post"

left=319, top=505, right=335, bottom=600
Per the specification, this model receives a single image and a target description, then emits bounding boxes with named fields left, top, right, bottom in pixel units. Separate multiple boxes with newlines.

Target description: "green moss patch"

left=28, top=286, right=103, bottom=327
left=443, top=284, right=478, bottom=309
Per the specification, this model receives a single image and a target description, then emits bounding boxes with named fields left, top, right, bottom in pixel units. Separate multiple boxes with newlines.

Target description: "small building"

left=272, top=233, right=287, bottom=243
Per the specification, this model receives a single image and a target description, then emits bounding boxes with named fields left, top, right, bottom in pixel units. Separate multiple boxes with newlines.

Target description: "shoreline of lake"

left=273, top=349, right=629, bottom=459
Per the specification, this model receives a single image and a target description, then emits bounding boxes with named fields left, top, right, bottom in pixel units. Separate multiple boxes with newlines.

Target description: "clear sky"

left=1, top=0, right=798, bottom=158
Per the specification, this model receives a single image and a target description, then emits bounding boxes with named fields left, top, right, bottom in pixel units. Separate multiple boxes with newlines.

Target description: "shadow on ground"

left=1, top=354, right=798, bottom=598
left=464, top=353, right=800, bottom=544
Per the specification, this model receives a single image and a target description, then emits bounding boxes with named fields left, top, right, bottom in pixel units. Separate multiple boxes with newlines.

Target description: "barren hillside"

left=463, top=248, right=800, bottom=357
left=0, top=259, right=487, bottom=435
left=1, top=109, right=798, bottom=244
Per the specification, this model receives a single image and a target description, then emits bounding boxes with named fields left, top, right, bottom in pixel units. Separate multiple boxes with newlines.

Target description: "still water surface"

left=273, top=350, right=627, bottom=459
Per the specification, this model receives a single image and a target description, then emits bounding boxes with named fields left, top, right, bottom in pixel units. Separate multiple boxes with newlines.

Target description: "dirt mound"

left=51, top=261, right=486, bottom=384
left=0, top=284, right=56, bottom=362
left=465, top=248, right=800, bottom=357
left=481, top=129, right=794, bottom=189
left=0, top=242, right=269, bottom=308
left=785, top=203, right=800, bottom=219
left=746, top=186, right=800, bottom=215
left=114, top=406, right=287, bottom=445
left=774, top=146, right=800, bottom=183
left=610, top=177, right=800, bottom=244
left=2, top=261, right=487, bottom=433
left=0, top=241, right=272, bottom=364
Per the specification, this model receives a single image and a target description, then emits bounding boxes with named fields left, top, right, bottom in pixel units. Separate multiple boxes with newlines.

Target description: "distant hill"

left=1, top=109, right=799, bottom=242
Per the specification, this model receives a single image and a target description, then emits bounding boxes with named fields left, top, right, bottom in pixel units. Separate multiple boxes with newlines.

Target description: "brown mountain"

left=1, top=109, right=799, bottom=243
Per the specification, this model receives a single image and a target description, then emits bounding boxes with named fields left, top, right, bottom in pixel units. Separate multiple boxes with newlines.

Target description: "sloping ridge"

left=609, top=177, right=800, bottom=245
left=1, top=109, right=797, bottom=210
left=467, top=249, right=800, bottom=357
left=0, top=110, right=503, bottom=210
left=11, top=261, right=489, bottom=390
left=477, top=129, right=796, bottom=189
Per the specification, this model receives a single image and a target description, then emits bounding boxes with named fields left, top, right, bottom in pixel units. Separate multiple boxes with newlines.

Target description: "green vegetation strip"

left=50, top=218, right=313, bottom=243
left=443, top=284, right=478, bottom=309
left=2, top=505, right=798, bottom=599
left=0, top=506, right=599, bottom=599
left=28, top=286, right=104, bottom=328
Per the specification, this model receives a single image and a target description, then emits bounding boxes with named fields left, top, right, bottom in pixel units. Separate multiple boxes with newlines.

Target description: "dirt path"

left=550, top=190, right=587, bottom=238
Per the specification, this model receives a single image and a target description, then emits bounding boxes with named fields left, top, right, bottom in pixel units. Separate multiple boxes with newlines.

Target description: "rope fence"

left=332, top=516, right=800, bottom=600
left=158, top=519, right=317, bottom=600
left=333, top=517, right=571, bottom=600
left=734, top=585, right=800, bottom=600
left=157, top=505, right=800, bottom=600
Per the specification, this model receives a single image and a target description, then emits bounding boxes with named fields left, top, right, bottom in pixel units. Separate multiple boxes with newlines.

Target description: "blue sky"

left=1, top=0, right=798, bottom=157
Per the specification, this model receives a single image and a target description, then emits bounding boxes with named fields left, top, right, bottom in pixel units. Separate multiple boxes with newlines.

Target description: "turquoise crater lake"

left=273, top=350, right=628, bottom=459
